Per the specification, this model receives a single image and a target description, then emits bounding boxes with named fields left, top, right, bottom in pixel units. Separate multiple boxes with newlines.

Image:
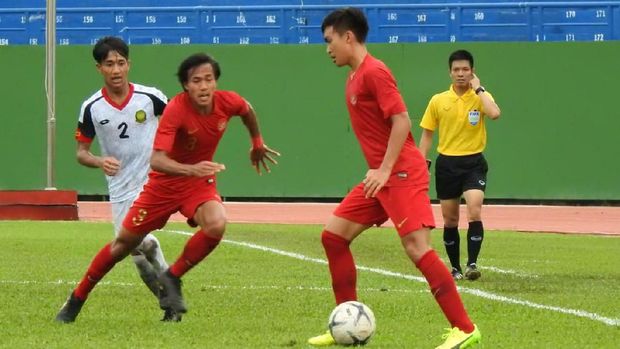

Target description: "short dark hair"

left=449, top=49, right=474, bottom=69
left=93, top=36, right=129, bottom=63
left=177, top=53, right=221, bottom=88
left=321, top=7, right=369, bottom=43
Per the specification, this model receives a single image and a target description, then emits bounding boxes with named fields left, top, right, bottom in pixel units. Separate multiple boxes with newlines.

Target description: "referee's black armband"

left=426, top=159, right=432, bottom=170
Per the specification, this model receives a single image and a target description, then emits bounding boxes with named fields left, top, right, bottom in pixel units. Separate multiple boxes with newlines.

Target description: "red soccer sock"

left=416, top=249, right=475, bottom=333
left=169, top=230, right=221, bottom=278
left=74, top=243, right=116, bottom=301
left=321, top=230, right=357, bottom=304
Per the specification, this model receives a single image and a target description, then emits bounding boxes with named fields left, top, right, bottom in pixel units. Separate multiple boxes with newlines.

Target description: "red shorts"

left=333, top=183, right=435, bottom=237
left=122, top=180, right=221, bottom=234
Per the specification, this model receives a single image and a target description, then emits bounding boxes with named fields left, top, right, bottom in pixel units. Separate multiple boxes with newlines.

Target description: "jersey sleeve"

left=420, top=97, right=438, bottom=131
left=366, top=67, right=407, bottom=119
left=224, top=91, right=250, bottom=117
left=153, top=98, right=182, bottom=152
left=75, top=101, right=95, bottom=143
left=150, top=88, right=168, bottom=116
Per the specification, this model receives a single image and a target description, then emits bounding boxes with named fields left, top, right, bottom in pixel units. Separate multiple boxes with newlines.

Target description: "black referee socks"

left=443, top=226, right=461, bottom=271
left=467, top=221, right=484, bottom=266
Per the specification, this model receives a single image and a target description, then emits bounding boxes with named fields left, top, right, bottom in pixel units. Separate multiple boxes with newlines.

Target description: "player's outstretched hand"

left=363, top=168, right=390, bottom=198
left=250, top=144, right=281, bottom=175
left=190, top=161, right=226, bottom=177
left=101, top=157, right=121, bottom=176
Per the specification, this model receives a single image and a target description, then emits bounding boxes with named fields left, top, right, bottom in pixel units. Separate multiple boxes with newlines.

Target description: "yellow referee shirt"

left=420, top=85, right=495, bottom=156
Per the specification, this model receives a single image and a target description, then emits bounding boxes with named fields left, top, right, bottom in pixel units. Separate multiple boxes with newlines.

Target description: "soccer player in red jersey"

left=56, top=53, right=280, bottom=323
left=307, top=8, right=481, bottom=349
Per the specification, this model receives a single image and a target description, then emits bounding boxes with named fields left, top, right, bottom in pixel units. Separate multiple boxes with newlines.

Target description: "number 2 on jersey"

left=118, top=122, right=129, bottom=138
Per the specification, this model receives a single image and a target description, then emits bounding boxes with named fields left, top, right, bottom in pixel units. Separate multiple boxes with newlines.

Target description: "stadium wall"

left=1, top=41, right=618, bottom=200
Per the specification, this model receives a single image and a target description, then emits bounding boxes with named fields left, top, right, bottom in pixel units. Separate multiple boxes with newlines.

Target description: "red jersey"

left=149, top=90, right=249, bottom=189
left=345, top=54, right=427, bottom=186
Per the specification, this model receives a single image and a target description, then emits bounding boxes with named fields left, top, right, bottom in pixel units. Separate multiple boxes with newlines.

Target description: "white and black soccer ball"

left=328, top=301, right=376, bottom=345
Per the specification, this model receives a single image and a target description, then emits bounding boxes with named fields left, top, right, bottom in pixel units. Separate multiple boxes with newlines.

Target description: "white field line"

left=0, top=279, right=423, bottom=294
left=0, top=279, right=134, bottom=287
left=162, top=229, right=620, bottom=327
left=439, top=262, right=539, bottom=278
left=197, top=285, right=425, bottom=294
left=478, top=265, right=539, bottom=278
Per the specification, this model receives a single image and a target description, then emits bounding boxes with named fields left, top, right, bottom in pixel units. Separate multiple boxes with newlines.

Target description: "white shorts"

left=111, top=195, right=161, bottom=259
left=111, top=195, right=138, bottom=236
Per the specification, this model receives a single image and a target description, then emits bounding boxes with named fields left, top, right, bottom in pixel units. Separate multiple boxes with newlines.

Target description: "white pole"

left=45, top=0, right=56, bottom=190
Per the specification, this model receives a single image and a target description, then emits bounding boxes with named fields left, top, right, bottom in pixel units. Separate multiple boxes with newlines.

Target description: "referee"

left=418, top=49, right=501, bottom=281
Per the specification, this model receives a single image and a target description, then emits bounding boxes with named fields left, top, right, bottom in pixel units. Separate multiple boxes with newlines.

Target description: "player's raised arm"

left=471, top=73, right=501, bottom=119
left=239, top=102, right=280, bottom=175
left=151, top=150, right=224, bottom=177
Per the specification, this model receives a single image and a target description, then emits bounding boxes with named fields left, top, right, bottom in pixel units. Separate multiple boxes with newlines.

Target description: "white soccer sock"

left=132, top=254, right=159, bottom=297
left=140, top=234, right=169, bottom=274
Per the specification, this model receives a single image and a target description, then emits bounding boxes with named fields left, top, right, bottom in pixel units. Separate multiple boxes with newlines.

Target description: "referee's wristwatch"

left=475, top=86, right=486, bottom=95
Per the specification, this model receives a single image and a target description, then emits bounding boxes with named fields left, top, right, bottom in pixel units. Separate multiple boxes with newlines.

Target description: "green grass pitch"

left=1, top=221, right=619, bottom=348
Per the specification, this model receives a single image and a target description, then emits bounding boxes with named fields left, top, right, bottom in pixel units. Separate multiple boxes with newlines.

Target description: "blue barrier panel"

left=0, top=11, right=32, bottom=28
left=122, top=10, right=198, bottom=45
left=542, top=5, right=610, bottom=22
left=374, top=7, right=450, bottom=43
left=1, top=2, right=619, bottom=45
left=0, top=10, right=45, bottom=45
left=281, top=8, right=329, bottom=44
left=459, top=6, right=530, bottom=41
left=55, top=11, right=114, bottom=28
left=54, top=11, right=113, bottom=45
left=460, top=7, right=530, bottom=25
left=207, top=8, right=283, bottom=44
left=0, top=12, right=27, bottom=45
left=460, top=25, right=530, bottom=42
left=542, top=23, right=610, bottom=41
left=12, top=0, right=444, bottom=8
left=540, top=5, right=611, bottom=41
left=125, top=10, right=199, bottom=27
left=125, top=29, right=197, bottom=45
left=615, top=6, right=620, bottom=38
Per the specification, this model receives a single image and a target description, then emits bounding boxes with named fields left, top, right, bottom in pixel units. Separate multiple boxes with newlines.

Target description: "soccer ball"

left=328, top=301, right=376, bottom=345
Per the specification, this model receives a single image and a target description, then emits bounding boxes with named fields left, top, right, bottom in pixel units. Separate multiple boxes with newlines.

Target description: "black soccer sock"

left=442, top=226, right=461, bottom=271
left=467, top=221, right=484, bottom=266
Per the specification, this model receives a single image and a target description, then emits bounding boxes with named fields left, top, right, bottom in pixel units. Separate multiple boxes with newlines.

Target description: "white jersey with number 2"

left=76, top=83, right=167, bottom=203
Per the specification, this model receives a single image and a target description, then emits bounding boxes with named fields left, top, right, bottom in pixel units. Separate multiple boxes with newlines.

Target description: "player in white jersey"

left=74, top=37, right=177, bottom=321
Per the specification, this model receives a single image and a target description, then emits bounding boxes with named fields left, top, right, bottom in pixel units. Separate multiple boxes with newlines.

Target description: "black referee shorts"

left=435, top=153, right=488, bottom=200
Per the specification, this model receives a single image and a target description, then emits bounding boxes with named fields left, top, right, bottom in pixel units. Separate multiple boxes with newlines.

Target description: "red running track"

left=78, top=202, right=620, bottom=236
